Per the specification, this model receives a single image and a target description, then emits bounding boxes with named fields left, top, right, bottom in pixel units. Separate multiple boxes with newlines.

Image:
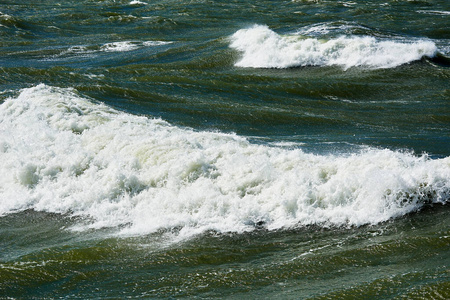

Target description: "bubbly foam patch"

left=229, top=25, right=437, bottom=69
left=100, top=41, right=141, bottom=52
left=1, top=85, right=449, bottom=238
left=100, top=41, right=172, bottom=52
left=58, top=41, right=172, bottom=59
left=129, top=0, right=147, bottom=5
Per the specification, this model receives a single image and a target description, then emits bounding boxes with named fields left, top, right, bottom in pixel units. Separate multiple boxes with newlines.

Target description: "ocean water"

left=0, top=0, right=449, bottom=298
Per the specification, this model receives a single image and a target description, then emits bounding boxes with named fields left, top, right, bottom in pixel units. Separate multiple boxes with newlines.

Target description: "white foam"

left=130, top=0, right=147, bottom=5
left=100, top=41, right=140, bottom=52
left=230, top=25, right=437, bottom=69
left=417, top=10, right=450, bottom=16
left=53, top=41, right=173, bottom=59
left=0, top=12, right=13, bottom=20
left=143, top=41, right=173, bottom=46
left=1, top=85, right=449, bottom=238
left=67, top=45, right=91, bottom=54
left=100, top=40, right=172, bottom=52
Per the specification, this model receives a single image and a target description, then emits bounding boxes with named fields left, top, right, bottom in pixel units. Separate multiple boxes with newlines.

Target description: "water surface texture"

left=1, top=0, right=449, bottom=298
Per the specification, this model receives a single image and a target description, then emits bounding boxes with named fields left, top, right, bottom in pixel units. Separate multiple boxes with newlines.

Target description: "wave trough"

left=1, top=85, right=449, bottom=238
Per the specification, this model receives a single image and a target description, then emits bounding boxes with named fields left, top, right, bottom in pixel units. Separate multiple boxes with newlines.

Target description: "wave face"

left=230, top=25, right=437, bottom=69
left=1, top=85, right=449, bottom=237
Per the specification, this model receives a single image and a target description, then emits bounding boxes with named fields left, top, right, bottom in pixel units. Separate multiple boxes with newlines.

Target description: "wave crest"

left=1, top=85, right=449, bottom=238
left=230, top=25, right=437, bottom=69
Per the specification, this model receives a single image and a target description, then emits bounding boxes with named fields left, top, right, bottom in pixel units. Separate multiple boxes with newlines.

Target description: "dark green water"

left=0, top=0, right=449, bottom=298
left=1, top=207, right=449, bottom=298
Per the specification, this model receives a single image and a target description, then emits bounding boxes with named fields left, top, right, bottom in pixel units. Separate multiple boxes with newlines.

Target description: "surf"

left=229, top=24, right=438, bottom=70
left=1, top=85, right=449, bottom=239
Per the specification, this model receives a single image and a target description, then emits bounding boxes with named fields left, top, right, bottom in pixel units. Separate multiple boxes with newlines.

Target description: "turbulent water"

left=1, top=0, right=449, bottom=298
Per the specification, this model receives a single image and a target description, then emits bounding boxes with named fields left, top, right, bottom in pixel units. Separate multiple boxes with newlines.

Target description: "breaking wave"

left=230, top=25, right=437, bottom=69
left=1, top=85, right=449, bottom=238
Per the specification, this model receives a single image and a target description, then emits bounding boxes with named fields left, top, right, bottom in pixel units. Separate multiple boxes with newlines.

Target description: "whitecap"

left=417, top=10, right=450, bottom=16
left=1, top=85, right=449, bottom=239
left=100, top=40, right=173, bottom=52
left=130, top=0, right=148, bottom=5
left=143, top=41, right=173, bottom=46
left=230, top=25, right=437, bottom=70
left=100, top=41, right=141, bottom=52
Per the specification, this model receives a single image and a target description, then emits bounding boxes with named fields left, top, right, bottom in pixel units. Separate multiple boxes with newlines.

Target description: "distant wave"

left=129, top=0, right=148, bottom=5
left=1, top=85, right=449, bottom=238
left=0, top=11, right=28, bottom=30
left=230, top=25, right=437, bottom=69
left=417, top=10, right=450, bottom=16
left=64, top=40, right=172, bottom=55
left=100, top=41, right=171, bottom=52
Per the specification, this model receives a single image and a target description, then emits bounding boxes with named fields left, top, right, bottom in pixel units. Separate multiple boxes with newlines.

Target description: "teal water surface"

left=0, top=0, right=449, bottom=298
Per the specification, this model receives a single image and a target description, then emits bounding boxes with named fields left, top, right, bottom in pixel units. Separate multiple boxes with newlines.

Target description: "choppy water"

left=1, top=0, right=449, bottom=298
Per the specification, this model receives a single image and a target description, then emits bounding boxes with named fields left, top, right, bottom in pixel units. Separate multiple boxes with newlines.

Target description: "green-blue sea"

left=1, top=0, right=449, bottom=298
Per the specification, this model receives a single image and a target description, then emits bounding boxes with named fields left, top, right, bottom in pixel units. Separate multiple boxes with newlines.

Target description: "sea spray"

left=1, top=85, right=449, bottom=238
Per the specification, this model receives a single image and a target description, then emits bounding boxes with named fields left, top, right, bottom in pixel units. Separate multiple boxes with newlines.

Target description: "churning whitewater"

left=1, top=85, right=449, bottom=237
left=230, top=25, right=438, bottom=69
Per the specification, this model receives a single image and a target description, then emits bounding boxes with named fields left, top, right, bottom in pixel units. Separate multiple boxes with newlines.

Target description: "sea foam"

left=60, top=41, right=172, bottom=58
left=100, top=41, right=172, bottom=52
left=1, top=85, right=449, bottom=238
left=230, top=25, right=437, bottom=69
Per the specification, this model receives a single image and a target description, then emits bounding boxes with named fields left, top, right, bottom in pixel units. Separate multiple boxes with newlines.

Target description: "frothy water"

left=129, top=0, right=148, bottom=5
left=100, top=41, right=171, bottom=52
left=1, top=85, right=448, bottom=239
left=1, top=0, right=450, bottom=296
left=230, top=25, right=437, bottom=69
left=57, top=40, right=173, bottom=59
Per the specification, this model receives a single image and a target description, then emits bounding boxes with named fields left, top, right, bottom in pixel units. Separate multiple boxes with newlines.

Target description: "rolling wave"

left=230, top=25, right=437, bottom=69
left=1, top=85, right=449, bottom=238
